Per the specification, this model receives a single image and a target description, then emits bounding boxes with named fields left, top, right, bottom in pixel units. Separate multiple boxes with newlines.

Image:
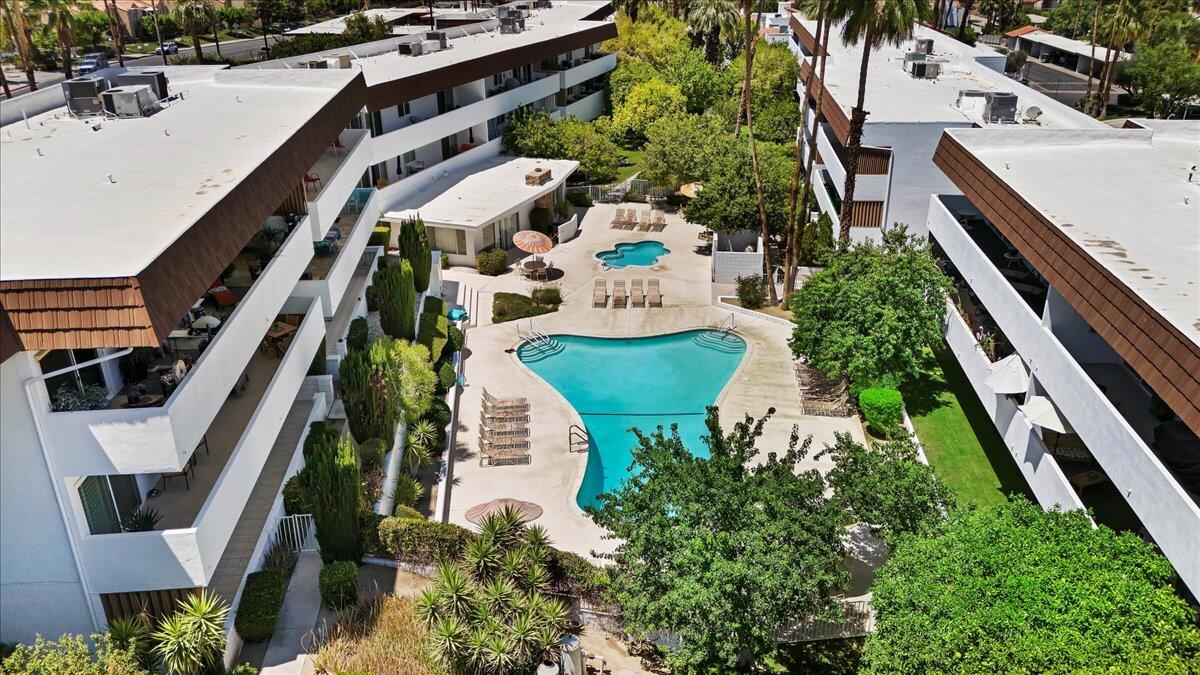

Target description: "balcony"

left=73, top=301, right=326, bottom=594
left=293, top=188, right=381, bottom=318
left=41, top=218, right=316, bottom=477
left=305, top=128, right=372, bottom=240
left=558, top=52, right=616, bottom=90
left=928, top=193, right=1200, bottom=593
left=815, top=123, right=889, bottom=202
left=371, top=75, right=559, bottom=165
left=561, top=88, right=605, bottom=120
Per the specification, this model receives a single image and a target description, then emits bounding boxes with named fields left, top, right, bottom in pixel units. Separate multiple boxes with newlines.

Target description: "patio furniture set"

left=611, top=208, right=666, bottom=232
left=519, top=258, right=555, bottom=281
left=479, top=388, right=532, bottom=466
left=593, top=278, right=662, bottom=308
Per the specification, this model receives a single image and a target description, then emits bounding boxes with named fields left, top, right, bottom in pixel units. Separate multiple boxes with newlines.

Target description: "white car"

left=154, top=42, right=179, bottom=55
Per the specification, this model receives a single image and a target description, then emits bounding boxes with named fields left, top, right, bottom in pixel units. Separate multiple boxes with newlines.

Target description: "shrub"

left=735, top=275, right=766, bottom=310
left=423, top=296, right=444, bottom=317
left=282, top=475, right=311, bottom=516
left=475, top=248, right=509, bottom=276
left=417, top=312, right=449, bottom=362
left=309, top=434, right=362, bottom=563
left=446, top=325, right=465, bottom=352
left=566, top=191, right=593, bottom=207
left=378, top=517, right=474, bottom=564
left=308, top=340, right=326, bottom=376
left=393, top=504, right=424, bottom=520
left=392, top=474, right=425, bottom=510
left=426, top=399, right=453, bottom=428
left=531, top=286, right=563, bottom=306
left=365, top=284, right=378, bottom=312
left=302, top=421, right=332, bottom=459
left=347, top=317, right=369, bottom=352
left=374, top=260, right=416, bottom=340
left=860, top=387, right=905, bottom=437
left=50, top=383, right=109, bottom=411
left=359, top=438, right=389, bottom=474
left=368, top=225, right=390, bottom=247
left=235, top=570, right=284, bottom=643
left=492, top=292, right=559, bottom=323
left=665, top=192, right=690, bottom=208
left=319, top=561, right=359, bottom=610
left=399, top=219, right=432, bottom=294
left=530, top=206, right=552, bottom=235
left=438, top=361, right=457, bottom=392
left=119, top=347, right=156, bottom=384
left=625, top=191, right=647, bottom=203
left=1005, top=49, right=1028, bottom=74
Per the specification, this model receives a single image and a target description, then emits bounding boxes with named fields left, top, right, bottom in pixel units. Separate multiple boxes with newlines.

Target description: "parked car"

left=155, top=42, right=179, bottom=55
left=76, top=51, right=109, bottom=75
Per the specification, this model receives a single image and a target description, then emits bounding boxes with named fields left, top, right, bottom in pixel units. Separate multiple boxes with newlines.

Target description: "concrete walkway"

left=260, top=551, right=322, bottom=675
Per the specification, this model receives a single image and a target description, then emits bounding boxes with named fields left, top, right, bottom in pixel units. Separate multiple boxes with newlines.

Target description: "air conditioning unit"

left=956, top=89, right=988, bottom=107
left=499, top=15, right=525, bottom=32
left=116, top=70, right=168, bottom=100
left=903, top=51, right=927, bottom=67
left=62, top=76, right=108, bottom=117
left=399, top=40, right=424, bottom=56
left=425, top=30, right=448, bottom=49
left=915, top=38, right=934, bottom=54
left=325, top=54, right=351, bottom=69
left=911, top=62, right=940, bottom=79
left=100, top=85, right=159, bottom=118
left=984, top=91, right=1019, bottom=123
left=301, top=59, right=328, bottom=69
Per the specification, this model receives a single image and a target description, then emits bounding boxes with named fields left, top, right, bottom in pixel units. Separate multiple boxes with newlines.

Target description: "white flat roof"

left=799, top=17, right=1106, bottom=129
left=1014, top=29, right=1128, bottom=62
left=383, top=156, right=578, bottom=228
left=947, top=124, right=1200, bottom=344
left=0, top=67, right=358, bottom=281
left=285, top=8, right=428, bottom=34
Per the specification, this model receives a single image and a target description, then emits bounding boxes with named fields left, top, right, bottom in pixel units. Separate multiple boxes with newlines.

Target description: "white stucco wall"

left=862, top=121, right=975, bottom=236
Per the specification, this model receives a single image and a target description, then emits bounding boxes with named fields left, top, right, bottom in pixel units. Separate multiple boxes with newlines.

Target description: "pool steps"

left=692, top=330, right=745, bottom=354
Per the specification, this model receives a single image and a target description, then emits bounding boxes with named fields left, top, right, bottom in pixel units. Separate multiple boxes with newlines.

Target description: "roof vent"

left=424, top=30, right=448, bottom=50
left=525, top=167, right=552, bottom=186
left=956, top=89, right=988, bottom=107
left=904, top=51, right=927, bottom=65
left=100, top=85, right=160, bottom=118
left=325, top=54, right=351, bottom=69
left=984, top=92, right=1019, bottom=123
left=62, top=76, right=108, bottom=118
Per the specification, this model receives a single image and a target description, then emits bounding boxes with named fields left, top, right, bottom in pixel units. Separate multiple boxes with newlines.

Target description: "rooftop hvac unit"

left=903, top=51, right=927, bottom=67
left=984, top=91, right=1019, bottom=123
left=399, top=40, right=423, bottom=55
left=425, top=30, right=448, bottom=49
left=325, top=54, right=351, bottom=69
left=499, top=15, right=526, bottom=32
left=955, top=89, right=988, bottom=107
left=301, top=59, right=328, bottom=69
left=100, top=85, right=160, bottom=118
left=116, top=70, right=168, bottom=100
left=915, top=38, right=934, bottom=54
left=62, top=76, right=109, bottom=117
left=911, top=61, right=940, bottom=79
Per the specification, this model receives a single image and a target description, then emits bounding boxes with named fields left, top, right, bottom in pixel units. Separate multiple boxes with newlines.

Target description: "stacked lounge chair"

left=630, top=279, right=645, bottom=307
left=613, top=280, right=628, bottom=308
left=593, top=279, right=608, bottom=308
left=647, top=278, right=662, bottom=307
left=479, top=389, right=531, bottom=466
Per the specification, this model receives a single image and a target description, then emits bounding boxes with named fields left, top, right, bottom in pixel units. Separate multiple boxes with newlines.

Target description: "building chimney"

left=525, top=167, right=552, bottom=186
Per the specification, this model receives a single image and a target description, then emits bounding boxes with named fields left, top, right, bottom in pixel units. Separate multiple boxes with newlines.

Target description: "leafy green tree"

left=72, top=9, right=109, bottom=48
left=175, top=0, right=212, bottom=62
left=660, top=45, right=724, bottom=113
left=2, top=634, right=144, bottom=674
left=608, top=58, right=657, bottom=108
left=1121, top=40, right=1200, bottom=118
left=308, top=432, right=362, bottom=562
left=865, top=498, right=1200, bottom=672
left=612, top=79, right=687, bottom=142
left=819, top=433, right=953, bottom=545
left=603, top=5, right=688, bottom=64
left=342, top=10, right=389, bottom=42
left=789, top=226, right=953, bottom=386
left=140, top=13, right=181, bottom=39
left=752, top=96, right=803, bottom=144
left=29, top=0, right=79, bottom=78
left=1044, top=0, right=1096, bottom=39
left=589, top=407, right=851, bottom=672
left=502, top=108, right=622, bottom=181
left=640, top=113, right=732, bottom=187
left=683, top=140, right=793, bottom=234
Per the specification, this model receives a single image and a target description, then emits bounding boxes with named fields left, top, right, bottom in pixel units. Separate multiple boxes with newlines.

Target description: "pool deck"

left=443, top=203, right=867, bottom=560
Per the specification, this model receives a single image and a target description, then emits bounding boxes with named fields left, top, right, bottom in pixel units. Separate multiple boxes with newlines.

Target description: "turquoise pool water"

left=595, top=241, right=671, bottom=268
left=517, top=330, right=746, bottom=509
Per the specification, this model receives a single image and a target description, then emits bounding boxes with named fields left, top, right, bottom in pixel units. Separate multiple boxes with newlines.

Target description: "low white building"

left=1004, top=26, right=1128, bottom=76
left=382, top=156, right=578, bottom=266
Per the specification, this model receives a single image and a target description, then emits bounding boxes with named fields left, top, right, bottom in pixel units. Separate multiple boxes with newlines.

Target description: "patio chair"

left=638, top=210, right=653, bottom=232
left=612, top=208, right=626, bottom=229
left=161, top=462, right=194, bottom=491
left=630, top=279, right=645, bottom=307
left=593, top=279, right=608, bottom=308
left=480, top=413, right=527, bottom=434
left=481, top=426, right=530, bottom=444
left=482, top=408, right=529, bottom=423
left=651, top=211, right=667, bottom=231
left=482, top=388, right=529, bottom=412
left=621, top=212, right=638, bottom=230
left=479, top=441, right=532, bottom=467
left=647, top=278, right=662, bottom=307
left=612, top=280, right=628, bottom=308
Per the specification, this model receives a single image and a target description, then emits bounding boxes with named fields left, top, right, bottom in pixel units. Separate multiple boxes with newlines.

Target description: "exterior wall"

left=0, top=353, right=98, bottom=643
left=562, top=89, right=605, bottom=121
left=559, top=53, right=617, bottom=90
left=293, top=188, right=381, bottom=317
left=307, top=128, right=373, bottom=241
left=712, top=231, right=764, bottom=283
left=862, top=121, right=973, bottom=236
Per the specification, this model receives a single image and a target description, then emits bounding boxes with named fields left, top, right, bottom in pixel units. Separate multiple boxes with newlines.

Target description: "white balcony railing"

left=376, top=138, right=503, bottom=207
left=75, top=299, right=325, bottom=594
left=371, top=76, right=559, bottom=166
left=558, top=53, right=616, bottom=90
left=815, top=124, right=889, bottom=202
left=562, top=89, right=605, bottom=121
left=307, top=128, right=372, bottom=241
left=43, top=219, right=315, bottom=477
left=927, top=194, right=1200, bottom=593
left=293, top=188, right=381, bottom=317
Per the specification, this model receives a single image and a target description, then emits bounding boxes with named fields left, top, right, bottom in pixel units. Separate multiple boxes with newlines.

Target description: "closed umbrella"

left=192, top=315, right=222, bottom=330
left=465, top=498, right=543, bottom=525
left=984, top=354, right=1029, bottom=394
left=1019, top=395, right=1072, bottom=434
left=512, top=230, right=553, bottom=255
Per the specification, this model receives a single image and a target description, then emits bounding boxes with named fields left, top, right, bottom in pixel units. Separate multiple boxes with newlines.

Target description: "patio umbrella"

left=1019, top=395, right=1073, bottom=434
left=984, top=354, right=1029, bottom=394
left=192, top=315, right=222, bottom=330
left=512, top=230, right=553, bottom=255
left=465, top=498, right=543, bottom=525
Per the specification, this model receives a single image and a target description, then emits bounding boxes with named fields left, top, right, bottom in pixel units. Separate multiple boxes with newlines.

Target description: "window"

left=78, top=475, right=141, bottom=535
left=369, top=110, right=383, bottom=137
left=428, top=226, right=467, bottom=255
left=397, top=101, right=411, bottom=118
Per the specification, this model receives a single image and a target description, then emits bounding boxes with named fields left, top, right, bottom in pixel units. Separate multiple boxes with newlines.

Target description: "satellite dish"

left=1024, top=106, right=1043, bottom=121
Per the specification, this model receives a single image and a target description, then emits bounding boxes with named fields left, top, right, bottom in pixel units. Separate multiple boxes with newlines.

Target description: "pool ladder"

left=518, top=319, right=553, bottom=347
left=568, top=424, right=589, bottom=453
left=717, top=312, right=736, bottom=334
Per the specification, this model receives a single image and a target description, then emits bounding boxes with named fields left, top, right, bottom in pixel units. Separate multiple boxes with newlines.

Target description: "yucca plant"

left=391, top=474, right=424, bottom=509
left=463, top=537, right=504, bottom=582
left=152, top=590, right=229, bottom=674
left=407, top=419, right=438, bottom=452
left=121, top=505, right=163, bottom=532
left=401, top=441, right=432, bottom=474
left=107, top=613, right=154, bottom=669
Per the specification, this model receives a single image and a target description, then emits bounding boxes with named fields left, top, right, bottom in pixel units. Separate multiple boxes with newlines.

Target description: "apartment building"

left=925, top=121, right=1200, bottom=596
left=0, top=0, right=617, bottom=648
left=787, top=13, right=1106, bottom=242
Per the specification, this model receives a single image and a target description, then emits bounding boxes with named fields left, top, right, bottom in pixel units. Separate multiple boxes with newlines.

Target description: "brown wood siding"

left=858, top=147, right=891, bottom=174
left=799, top=59, right=850, bottom=144
left=0, top=74, right=368, bottom=358
left=366, top=22, right=617, bottom=111
left=101, top=588, right=200, bottom=624
left=788, top=12, right=826, bottom=56
left=933, top=133, right=1200, bottom=437
left=848, top=201, right=884, bottom=228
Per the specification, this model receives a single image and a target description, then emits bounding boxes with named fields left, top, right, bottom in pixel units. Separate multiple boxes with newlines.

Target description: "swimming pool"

left=517, top=330, right=747, bottom=509
left=595, top=241, right=671, bottom=268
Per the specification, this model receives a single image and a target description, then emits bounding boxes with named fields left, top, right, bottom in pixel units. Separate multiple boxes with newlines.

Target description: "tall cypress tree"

left=308, top=433, right=361, bottom=563
left=404, top=219, right=432, bottom=294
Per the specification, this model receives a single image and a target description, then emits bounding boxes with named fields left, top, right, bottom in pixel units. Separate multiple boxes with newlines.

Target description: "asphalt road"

left=121, top=34, right=289, bottom=67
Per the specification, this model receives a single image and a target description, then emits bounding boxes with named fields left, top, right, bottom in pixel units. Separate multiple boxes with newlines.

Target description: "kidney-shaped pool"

left=518, top=330, right=747, bottom=509
left=595, top=240, right=671, bottom=268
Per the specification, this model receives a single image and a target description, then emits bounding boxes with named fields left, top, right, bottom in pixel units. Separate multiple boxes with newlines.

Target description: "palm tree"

left=827, top=0, right=930, bottom=247
left=31, top=0, right=80, bottom=79
left=1094, top=0, right=1140, bottom=116
left=176, top=0, right=210, bottom=62
left=101, top=0, right=123, bottom=66
left=957, top=0, right=976, bottom=39
left=686, top=0, right=738, bottom=64
left=1, top=0, right=38, bottom=92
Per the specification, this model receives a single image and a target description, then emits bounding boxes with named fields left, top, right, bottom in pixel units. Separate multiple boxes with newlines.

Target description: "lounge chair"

left=621, top=212, right=638, bottom=230
left=611, top=208, right=626, bottom=229
left=613, top=280, right=628, bottom=308
left=480, top=413, right=527, bottom=434
left=647, top=278, right=662, bottom=307
left=651, top=211, right=666, bottom=232
left=479, top=440, right=531, bottom=467
left=630, top=279, right=645, bottom=307
left=482, top=408, right=529, bottom=423
left=482, top=388, right=529, bottom=412
left=593, top=279, right=607, bottom=308
left=638, top=210, right=653, bottom=232
left=480, top=426, right=530, bottom=443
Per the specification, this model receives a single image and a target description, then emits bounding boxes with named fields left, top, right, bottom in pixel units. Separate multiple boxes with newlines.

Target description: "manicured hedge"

left=417, top=312, right=449, bottom=363
left=282, top=475, right=311, bottom=516
left=530, top=286, right=562, bottom=306
left=860, top=387, right=905, bottom=437
left=426, top=399, right=452, bottom=428
left=529, top=207, right=552, bottom=235
left=368, top=225, right=391, bottom=247
left=438, top=361, right=457, bottom=393
left=378, top=516, right=474, bottom=565
left=235, top=570, right=285, bottom=643
left=319, top=561, right=359, bottom=610
left=423, top=296, right=444, bottom=317
left=347, top=317, right=369, bottom=352
left=475, top=248, right=509, bottom=276
left=492, top=292, right=559, bottom=323
left=566, top=191, right=593, bottom=207
left=447, top=325, right=465, bottom=352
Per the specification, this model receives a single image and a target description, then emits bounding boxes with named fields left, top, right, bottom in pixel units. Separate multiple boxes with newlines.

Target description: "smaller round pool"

left=596, top=241, right=671, bottom=268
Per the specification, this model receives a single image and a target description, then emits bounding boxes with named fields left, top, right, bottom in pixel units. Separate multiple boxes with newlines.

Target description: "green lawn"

left=614, top=147, right=645, bottom=183
left=903, top=345, right=1030, bottom=507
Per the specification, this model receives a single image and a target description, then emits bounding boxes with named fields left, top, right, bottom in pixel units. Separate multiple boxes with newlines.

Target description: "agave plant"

left=407, top=418, right=438, bottom=450
left=153, top=590, right=230, bottom=674
left=401, top=441, right=432, bottom=473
